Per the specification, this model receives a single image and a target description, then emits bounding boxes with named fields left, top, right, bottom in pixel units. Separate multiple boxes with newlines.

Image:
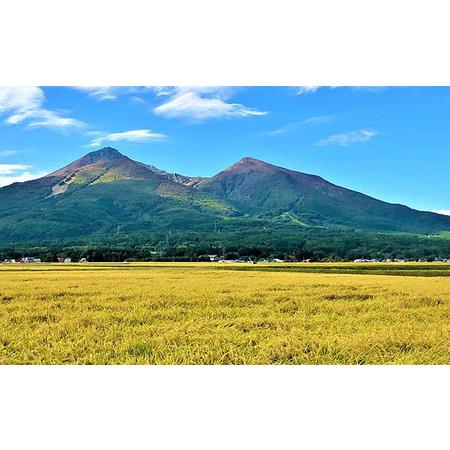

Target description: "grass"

left=1, top=262, right=450, bottom=364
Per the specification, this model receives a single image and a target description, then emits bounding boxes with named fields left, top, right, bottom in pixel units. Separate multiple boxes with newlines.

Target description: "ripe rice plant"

left=0, top=263, right=449, bottom=364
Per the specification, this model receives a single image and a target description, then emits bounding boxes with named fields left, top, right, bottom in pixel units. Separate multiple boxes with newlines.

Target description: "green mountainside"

left=0, top=147, right=449, bottom=253
left=197, top=156, right=450, bottom=232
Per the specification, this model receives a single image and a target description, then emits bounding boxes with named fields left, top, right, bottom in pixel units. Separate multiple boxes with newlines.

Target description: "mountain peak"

left=83, top=147, right=125, bottom=162
left=239, top=156, right=268, bottom=165
left=224, top=156, right=276, bottom=174
left=48, top=147, right=128, bottom=179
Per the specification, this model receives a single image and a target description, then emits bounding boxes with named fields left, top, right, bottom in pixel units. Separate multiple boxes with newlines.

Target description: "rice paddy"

left=1, top=262, right=449, bottom=364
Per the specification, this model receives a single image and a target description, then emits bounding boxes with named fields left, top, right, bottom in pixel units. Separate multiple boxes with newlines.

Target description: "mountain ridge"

left=0, top=147, right=449, bottom=243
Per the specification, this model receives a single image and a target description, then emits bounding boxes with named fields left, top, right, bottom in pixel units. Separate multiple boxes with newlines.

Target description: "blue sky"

left=0, top=86, right=449, bottom=215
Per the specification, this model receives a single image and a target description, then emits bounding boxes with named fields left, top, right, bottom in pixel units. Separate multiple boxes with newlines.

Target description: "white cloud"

left=432, top=209, right=450, bottom=216
left=0, top=86, right=44, bottom=113
left=316, top=129, right=378, bottom=146
left=129, top=96, right=148, bottom=105
left=0, top=164, right=30, bottom=175
left=0, top=171, right=46, bottom=187
left=153, top=87, right=173, bottom=97
left=76, top=86, right=267, bottom=121
left=350, top=86, right=387, bottom=93
left=0, top=161, right=46, bottom=187
left=6, top=109, right=84, bottom=129
left=264, top=126, right=294, bottom=137
left=74, top=86, right=152, bottom=101
left=264, top=115, right=332, bottom=137
left=0, top=87, right=84, bottom=130
left=296, top=86, right=320, bottom=95
left=74, top=87, right=122, bottom=101
left=87, top=129, right=167, bottom=148
left=0, top=150, right=19, bottom=157
left=296, top=86, right=387, bottom=95
left=153, top=87, right=267, bottom=121
left=302, top=115, right=332, bottom=125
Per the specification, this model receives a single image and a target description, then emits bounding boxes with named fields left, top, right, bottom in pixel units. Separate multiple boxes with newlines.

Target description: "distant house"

left=79, top=258, right=88, bottom=263
left=21, top=257, right=40, bottom=263
left=3, top=259, right=16, bottom=264
left=64, top=258, right=72, bottom=263
left=58, top=257, right=65, bottom=263
left=207, top=254, right=220, bottom=262
left=235, top=257, right=255, bottom=263
left=273, top=258, right=285, bottom=263
left=434, top=257, right=448, bottom=262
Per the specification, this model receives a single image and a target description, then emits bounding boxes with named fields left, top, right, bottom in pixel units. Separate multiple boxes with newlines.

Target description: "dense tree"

left=1, top=227, right=450, bottom=262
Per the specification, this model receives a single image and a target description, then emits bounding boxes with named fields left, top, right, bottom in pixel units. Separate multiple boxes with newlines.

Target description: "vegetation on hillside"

left=1, top=148, right=450, bottom=250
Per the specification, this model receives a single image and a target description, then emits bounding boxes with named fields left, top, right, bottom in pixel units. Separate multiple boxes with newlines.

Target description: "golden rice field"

left=1, top=263, right=450, bottom=364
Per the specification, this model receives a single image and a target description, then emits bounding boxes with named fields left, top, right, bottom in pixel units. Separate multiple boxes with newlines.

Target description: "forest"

left=2, top=227, right=450, bottom=262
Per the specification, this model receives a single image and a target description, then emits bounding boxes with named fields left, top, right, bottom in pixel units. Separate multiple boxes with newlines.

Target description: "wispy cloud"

left=296, top=86, right=320, bottom=95
left=129, top=96, right=148, bottom=105
left=316, top=129, right=378, bottom=146
left=0, top=150, right=19, bottom=158
left=0, top=171, right=46, bottom=187
left=302, top=116, right=332, bottom=125
left=6, top=109, right=84, bottom=129
left=0, top=87, right=85, bottom=130
left=153, top=87, right=267, bottom=121
left=295, top=86, right=387, bottom=95
left=74, top=86, right=151, bottom=101
left=75, top=87, right=120, bottom=100
left=86, top=129, right=167, bottom=148
left=432, top=209, right=450, bottom=216
left=350, top=86, right=387, bottom=93
left=264, top=115, right=332, bottom=137
left=0, top=164, right=30, bottom=175
left=0, top=163, right=46, bottom=187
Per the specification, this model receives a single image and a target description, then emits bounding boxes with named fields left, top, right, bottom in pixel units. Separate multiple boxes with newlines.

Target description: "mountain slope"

left=197, top=157, right=450, bottom=232
left=47, top=146, right=158, bottom=195
left=0, top=148, right=234, bottom=242
left=0, top=148, right=449, bottom=244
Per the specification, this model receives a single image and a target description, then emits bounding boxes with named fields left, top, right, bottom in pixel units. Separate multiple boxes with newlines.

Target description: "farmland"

left=1, top=262, right=450, bottom=364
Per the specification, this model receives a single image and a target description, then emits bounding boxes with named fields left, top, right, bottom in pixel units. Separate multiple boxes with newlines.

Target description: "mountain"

left=197, top=157, right=450, bottom=232
left=0, top=147, right=449, bottom=244
left=0, top=147, right=232, bottom=242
